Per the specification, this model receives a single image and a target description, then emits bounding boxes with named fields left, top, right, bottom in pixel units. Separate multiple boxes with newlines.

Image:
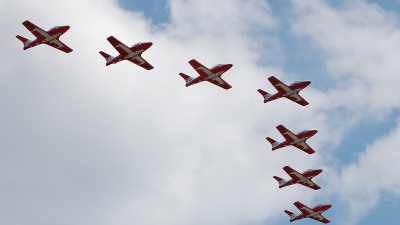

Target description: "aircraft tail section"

left=273, top=176, right=287, bottom=187
left=284, top=210, right=296, bottom=220
left=266, top=137, right=279, bottom=149
left=16, top=35, right=31, bottom=48
left=16, top=35, right=28, bottom=43
left=179, top=73, right=194, bottom=85
left=99, top=51, right=114, bottom=64
left=258, top=89, right=272, bottom=99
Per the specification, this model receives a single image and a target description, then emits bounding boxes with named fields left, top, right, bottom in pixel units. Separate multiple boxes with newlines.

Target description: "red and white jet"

left=99, top=36, right=153, bottom=70
left=273, top=166, right=322, bottom=190
left=285, top=201, right=332, bottom=224
left=16, top=20, right=73, bottom=53
left=179, top=59, right=233, bottom=90
left=266, top=124, right=317, bottom=154
left=258, top=76, right=310, bottom=106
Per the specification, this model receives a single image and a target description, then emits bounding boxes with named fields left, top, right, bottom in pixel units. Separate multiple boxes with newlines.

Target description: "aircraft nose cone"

left=224, top=64, right=233, bottom=70
left=62, top=26, right=70, bottom=32
left=145, top=42, right=153, bottom=49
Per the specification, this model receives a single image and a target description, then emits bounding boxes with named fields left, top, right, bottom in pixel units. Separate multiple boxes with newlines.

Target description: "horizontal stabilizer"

left=266, top=137, right=279, bottom=149
left=99, top=51, right=114, bottom=64
left=179, top=72, right=190, bottom=80
left=258, top=89, right=273, bottom=102
left=179, top=73, right=194, bottom=85
left=16, top=35, right=28, bottom=43
left=284, top=210, right=296, bottom=220
left=16, top=35, right=31, bottom=48
left=266, top=137, right=276, bottom=144
left=273, top=176, right=286, bottom=187
left=99, top=51, right=111, bottom=59
left=257, top=89, right=268, bottom=96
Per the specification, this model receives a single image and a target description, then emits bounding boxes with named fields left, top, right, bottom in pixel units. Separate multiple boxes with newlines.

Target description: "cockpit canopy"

left=49, top=26, right=59, bottom=31
left=131, top=42, right=142, bottom=48
left=211, top=64, right=223, bottom=69
left=298, top=130, right=308, bottom=134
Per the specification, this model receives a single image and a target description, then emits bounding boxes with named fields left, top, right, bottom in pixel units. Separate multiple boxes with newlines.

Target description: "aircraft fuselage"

left=106, top=42, right=152, bottom=66
left=187, top=64, right=233, bottom=86
left=23, top=25, right=70, bottom=50
left=284, top=129, right=317, bottom=146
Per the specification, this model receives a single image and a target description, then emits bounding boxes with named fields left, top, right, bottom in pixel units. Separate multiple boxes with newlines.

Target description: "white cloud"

left=8, top=0, right=400, bottom=224
left=0, top=0, right=328, bottom=225
left=291, top=0, right=400, bottom=224
left=292, top=0, right=400, bottom=115
left=337, top=119, right=400, bottom=224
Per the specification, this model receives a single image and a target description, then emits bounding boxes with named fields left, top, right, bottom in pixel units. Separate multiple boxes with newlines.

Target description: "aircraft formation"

left=262, top=78, right=332, bottom=223
left=16, top=20, right=332, bottom=223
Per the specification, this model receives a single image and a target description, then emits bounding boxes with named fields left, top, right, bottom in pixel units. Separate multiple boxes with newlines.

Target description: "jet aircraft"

left=273, top=166, right=322, bottom=190
left=179, top=59, right=233, bottom=90
left=266, top=124, right=317, bottom=154
left=285, top=201, right=332, bottom=224
left=258, top=76, right=310, bottom=106
left=16, top=20, right=73, bottom=53
left=99, top=36, right=154, bottom=70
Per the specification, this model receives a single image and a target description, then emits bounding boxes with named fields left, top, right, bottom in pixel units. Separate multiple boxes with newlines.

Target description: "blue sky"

left=117, top=0, right=400, bottom=224
left=119, top=0, right=169, bottom=24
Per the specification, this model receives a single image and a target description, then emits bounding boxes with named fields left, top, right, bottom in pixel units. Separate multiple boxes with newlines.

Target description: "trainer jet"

left=266, top=124, right=317, bottom=154
left=16, top=20, right=72, bottom=53
left=273, top=166, right=322, bottom=190
left=285, top=201, right=332, bottom=224
left=99, top=36, right=153, bottom=70
left=179, top=59, right=233, bottom=90
left=258, top=76, right=310, bottom=106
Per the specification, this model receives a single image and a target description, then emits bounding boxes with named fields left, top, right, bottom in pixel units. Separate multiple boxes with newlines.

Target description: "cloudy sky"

left=1, top=0, right=399, bottom=224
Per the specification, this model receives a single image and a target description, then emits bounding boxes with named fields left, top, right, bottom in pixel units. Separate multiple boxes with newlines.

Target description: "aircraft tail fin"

left=257, top=89, right=273, bottom=101
left=16, top=35, right=31, bottom=48
left=179, top=73, right=194, bottom=85
left=284, top=210, right=296, bottom=220
left=99, top=51, right=114, bottom=64
left=266, top=137, right=279, bottom=149
left=273, top=176, right=287, bottom=187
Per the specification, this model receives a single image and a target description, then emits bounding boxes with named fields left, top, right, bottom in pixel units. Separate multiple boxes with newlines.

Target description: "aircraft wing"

left=22, top=20, right=49, bottom=40
left=268, top=76, right=291, bottom=93
left=283, top=166, right=321, bottom=189
left=293, top=201, right=313, bottom=217
left=206, top=77, right=232, bottom=90
left=107, top=36, right=131, bottom=56
left=282, top=166, right=302, bottom=182
left=285, top=94, right=309, bottom=106
left=128, top=56, right=154, bottom=70
left=309, top=214, right=330, bottom=224
left=292, top=142, right=315, bottom=154
left=45, top=40, right=73, bottom=53
left=189, top=59, right=212, bottom=78
left=299, top=180, right=321, bottom=190
left=276, top=125, right=297, bottom=142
